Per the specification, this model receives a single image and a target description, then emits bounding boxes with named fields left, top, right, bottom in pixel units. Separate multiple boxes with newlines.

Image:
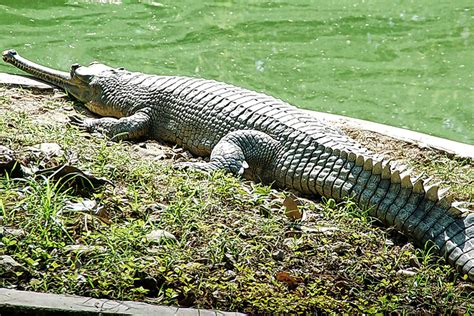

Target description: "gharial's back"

left=92, top=71, right=369, bottom=158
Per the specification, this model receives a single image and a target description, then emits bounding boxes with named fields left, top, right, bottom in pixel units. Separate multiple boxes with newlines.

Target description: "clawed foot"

left=68, top=115, right=92, bottom=131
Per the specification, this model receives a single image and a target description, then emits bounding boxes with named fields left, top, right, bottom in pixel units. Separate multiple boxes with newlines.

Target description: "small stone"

left=135, top=142, right=167, bottom=160
left=28, top=142, right=64, bottom=158
left=0, top=255, right=25, bottom=277
left=0, top=145, right=14, bottom=158
left=146, top=203, right=167, bottom=214
left=64, top=199, right=98, bottom=213
left=396, top=269, right=417, bottom=277
left=272, top=250, right=285, bottom=261
left=63, top=245, right=106, bottom=254
left=283, top=238, right=298, bottom=248
left=223, top=269, right=236, bottom=280
left=385, top=239, right=394, bottom=246
left=0, top=227, right=25, bottom=238
left=146, top=229, right=177, bottom=244
left=300, top=225, right=338, bottom=235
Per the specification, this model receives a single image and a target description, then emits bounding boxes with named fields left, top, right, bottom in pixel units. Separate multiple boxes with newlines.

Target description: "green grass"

left=0, top=87, right=473, bottom=314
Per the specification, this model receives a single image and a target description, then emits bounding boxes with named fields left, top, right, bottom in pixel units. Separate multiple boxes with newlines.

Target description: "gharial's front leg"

left=70, top=110, right=151, bottom=141
left=176, top=130, right=282, bottom=181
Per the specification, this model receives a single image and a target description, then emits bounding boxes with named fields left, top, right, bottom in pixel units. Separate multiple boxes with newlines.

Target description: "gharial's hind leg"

left=176, top=130, right=281, bottom=180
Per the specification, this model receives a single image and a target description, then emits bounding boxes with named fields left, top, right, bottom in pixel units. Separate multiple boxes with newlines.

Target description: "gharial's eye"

left=70, top=63, right=81, bottom=71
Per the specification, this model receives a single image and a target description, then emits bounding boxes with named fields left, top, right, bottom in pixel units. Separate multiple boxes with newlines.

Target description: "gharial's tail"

left=309, top=149, right=473, bottom=280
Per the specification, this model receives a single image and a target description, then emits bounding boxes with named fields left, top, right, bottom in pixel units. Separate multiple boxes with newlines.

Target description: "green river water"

left=0, top=0, right=472, bottom=144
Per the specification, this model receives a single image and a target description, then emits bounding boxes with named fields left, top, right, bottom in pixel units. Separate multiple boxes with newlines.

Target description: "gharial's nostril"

left=70, top=63, right=81, bottom=77
left=2, top=49, right=17, bottom=58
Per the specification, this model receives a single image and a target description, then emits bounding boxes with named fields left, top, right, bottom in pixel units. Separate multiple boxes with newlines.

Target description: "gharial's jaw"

left=2, top=49, right=72, bottom=86
left=2, top=49, right=106, bottom=103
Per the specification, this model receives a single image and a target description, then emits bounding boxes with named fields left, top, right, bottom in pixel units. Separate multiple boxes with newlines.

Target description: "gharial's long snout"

left=2, top=49, right=72, bottom=89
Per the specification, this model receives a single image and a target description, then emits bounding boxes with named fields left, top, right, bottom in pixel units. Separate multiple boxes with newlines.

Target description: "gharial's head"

left=2, top=49, right=117, bottom=103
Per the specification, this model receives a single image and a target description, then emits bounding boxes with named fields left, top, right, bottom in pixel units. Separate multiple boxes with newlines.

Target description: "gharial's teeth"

left=400, top=169, right=413, bottom=177
left=452, top=201, right=474, bottom=209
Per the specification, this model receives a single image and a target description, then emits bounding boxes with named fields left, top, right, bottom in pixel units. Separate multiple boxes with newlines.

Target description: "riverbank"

left=0, top=85, right=472, bottom=314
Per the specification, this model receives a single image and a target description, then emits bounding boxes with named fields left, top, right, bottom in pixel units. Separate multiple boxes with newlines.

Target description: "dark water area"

left=0, top=0, right=472, bottom=144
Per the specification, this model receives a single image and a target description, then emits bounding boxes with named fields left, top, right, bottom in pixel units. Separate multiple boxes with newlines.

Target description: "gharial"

left=2, top=49, right=473, bottom=281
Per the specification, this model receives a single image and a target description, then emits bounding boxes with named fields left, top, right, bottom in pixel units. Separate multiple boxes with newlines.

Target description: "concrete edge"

left=0, top=288, right=245, bottom=316
left=303, top=110, right=474, bottom=160
left=0, top=73, right=56, bottom=91
left=1, top=72, right=472, bottom=160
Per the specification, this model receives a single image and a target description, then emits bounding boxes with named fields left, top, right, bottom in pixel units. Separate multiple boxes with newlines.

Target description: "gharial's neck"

left=86, top=71, right=156, bottom=118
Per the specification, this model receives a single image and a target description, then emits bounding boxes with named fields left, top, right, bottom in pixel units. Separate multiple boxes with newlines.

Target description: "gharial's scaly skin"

left=3, top=49, right=473, bottom=280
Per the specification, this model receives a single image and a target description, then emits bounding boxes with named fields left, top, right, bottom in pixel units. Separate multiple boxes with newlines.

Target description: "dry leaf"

left=64, top=199, right=98, bottom=212
left=0, top=145, right=23, bottom=178
left=283, top=196, right=302, bottom=220
left=36, top=164, right=112, bottom=195
left=276, top=271, right=303, bottom=287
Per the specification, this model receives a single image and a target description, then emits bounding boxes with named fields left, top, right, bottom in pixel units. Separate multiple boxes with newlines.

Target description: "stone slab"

left=0, top=73, right=56, bottom=91
left=0, top=288, right=245, bottom=316
left=304, top=110, right=474, bottom=160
